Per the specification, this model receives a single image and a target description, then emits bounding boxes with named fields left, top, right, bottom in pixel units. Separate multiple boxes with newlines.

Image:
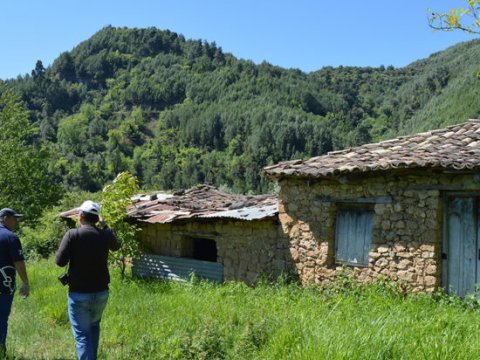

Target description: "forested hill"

left=2, top=26, right=480, bottom=194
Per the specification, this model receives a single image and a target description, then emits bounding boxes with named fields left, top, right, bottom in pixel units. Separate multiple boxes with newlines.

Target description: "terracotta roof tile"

left=264, top=119, right=480, bottom=179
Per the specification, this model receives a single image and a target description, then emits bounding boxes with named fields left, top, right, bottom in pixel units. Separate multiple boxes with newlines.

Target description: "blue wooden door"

left=445, top=196, right=478, bottom=297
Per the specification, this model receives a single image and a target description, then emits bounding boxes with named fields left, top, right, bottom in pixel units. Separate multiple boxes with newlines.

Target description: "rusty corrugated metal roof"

left=201, top=203, right=277, bottom=221
left=264, top=119, right=480, bottom=179
left=60, top=184, right=278, bottom=223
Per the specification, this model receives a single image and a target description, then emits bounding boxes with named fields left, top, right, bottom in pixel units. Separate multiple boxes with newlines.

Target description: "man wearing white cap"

left=55, top=200, right=120, bottom=360
left=0, top=208, right=29, bottom=356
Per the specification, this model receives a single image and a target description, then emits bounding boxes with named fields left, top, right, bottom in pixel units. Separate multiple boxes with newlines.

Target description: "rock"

left=424, top=276, right=437, bottom=287
left=374, top=204, right=386, bottom=215
left=420, top=244, right=434, bottom=252
left=290, top=248, right=299, bottom=262
left=378, top=246, right=389, bottom=253
left=422, top=252, right=435, bottom=259
left=394, top=245, right=406, bottom=252
left=375, top=258, right=389, bottom=268
left=397, top=259, right=412, bottom=270
left=303, top=267, right=315, bottom=279
left=425, top=265, right=437, bottom=275
left=380, top=269, right=391, bottom=276
left=381, top=220, right=391, bottom=231
left=397, top=271, right=416, bottom=282
left=279, top=213, right=294, bottom=227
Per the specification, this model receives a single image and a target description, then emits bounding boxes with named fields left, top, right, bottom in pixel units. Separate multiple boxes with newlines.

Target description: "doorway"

left=444, top=195, right=480, bottom=297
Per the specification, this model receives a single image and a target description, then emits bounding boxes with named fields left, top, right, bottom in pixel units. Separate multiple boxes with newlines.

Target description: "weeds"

left=7, top=259, right=480, bottom=359
left=181, top=320, right=227, bottom=360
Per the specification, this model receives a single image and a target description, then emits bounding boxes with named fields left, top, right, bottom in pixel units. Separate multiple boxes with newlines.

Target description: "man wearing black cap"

left=0, top=208, right=29, bottom=355
left=55, top=200, right=119, bottom=360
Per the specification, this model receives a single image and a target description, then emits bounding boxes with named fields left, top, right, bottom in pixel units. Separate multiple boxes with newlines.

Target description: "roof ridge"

left=264, top=119, right=480, bottom=179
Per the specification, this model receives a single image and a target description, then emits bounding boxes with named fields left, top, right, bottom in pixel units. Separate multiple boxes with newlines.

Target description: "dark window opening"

left=193, top=238, right=217, bottom=262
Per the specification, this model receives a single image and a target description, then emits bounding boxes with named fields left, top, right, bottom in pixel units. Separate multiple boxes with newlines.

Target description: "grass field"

left=6, top=260, right=480, bottom=359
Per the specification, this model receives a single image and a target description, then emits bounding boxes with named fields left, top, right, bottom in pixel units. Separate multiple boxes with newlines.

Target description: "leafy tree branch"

left=429, top=1, right=480, bottom=34
left=101, top=171, right=140, bottom=278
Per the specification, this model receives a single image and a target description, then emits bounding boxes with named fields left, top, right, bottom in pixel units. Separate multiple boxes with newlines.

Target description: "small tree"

left=101, top=171, right=140, bottom=278
left=429, top=1, right=480, bottom=34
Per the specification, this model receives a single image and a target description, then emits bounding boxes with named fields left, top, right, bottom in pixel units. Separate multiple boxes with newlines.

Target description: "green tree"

left=0, top=89, right=62, bottom=222
left=32, top=60, right=45, bottom=78
left=52, top=52, right=77, bottom=82
left=100, top=171, right=140, bottom=278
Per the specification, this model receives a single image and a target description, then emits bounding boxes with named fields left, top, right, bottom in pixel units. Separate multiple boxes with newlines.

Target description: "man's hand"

left=14, top=260, right=29, bottom=297
left=19, top=283, right=29, bottom=298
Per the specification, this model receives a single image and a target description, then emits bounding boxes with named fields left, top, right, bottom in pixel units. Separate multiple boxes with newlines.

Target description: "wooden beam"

left=315, top=196, right=392, bottom=204
left=176, top=230, right=220, bottom=238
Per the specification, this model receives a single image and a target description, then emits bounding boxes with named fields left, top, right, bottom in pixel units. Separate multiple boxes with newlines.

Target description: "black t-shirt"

left=0, top=224, right=25, bottom=295
left=55, top=224, right=120, bottom=293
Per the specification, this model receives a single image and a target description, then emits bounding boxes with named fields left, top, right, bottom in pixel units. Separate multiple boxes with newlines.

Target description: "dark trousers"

left=0, top=293, right=14, bottom=352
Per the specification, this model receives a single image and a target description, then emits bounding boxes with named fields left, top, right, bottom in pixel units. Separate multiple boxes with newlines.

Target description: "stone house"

left=104, top=185, right=293, bottom=283
left=264, top=119, right=480, bottom=296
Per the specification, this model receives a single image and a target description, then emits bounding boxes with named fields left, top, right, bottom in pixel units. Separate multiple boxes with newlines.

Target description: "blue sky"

left=0, top=1, right=477, bottom=79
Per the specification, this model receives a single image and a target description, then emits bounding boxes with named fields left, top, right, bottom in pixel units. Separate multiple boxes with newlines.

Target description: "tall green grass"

left=7, top=260, right=480, bottom=359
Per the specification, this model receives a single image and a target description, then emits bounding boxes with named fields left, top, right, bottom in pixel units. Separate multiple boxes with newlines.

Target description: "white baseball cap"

left=79, top=200, right=100, bottom=216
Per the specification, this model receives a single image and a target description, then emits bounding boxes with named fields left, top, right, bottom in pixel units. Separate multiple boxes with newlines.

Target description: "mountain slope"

left=1, top=26, right=479, bottom=194
left=398, top=39, right=480, bottom=134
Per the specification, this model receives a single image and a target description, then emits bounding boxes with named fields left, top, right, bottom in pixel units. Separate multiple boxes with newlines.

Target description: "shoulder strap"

left=66, top=228, right=79, bottom=274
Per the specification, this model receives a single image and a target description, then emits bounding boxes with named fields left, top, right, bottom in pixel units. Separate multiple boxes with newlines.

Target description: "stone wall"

left=277, top=171, right=480, bottom=292
left=138, top=218, right=294, bottom=283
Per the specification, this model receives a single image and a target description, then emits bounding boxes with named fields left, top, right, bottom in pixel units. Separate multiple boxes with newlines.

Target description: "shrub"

left=20, top=207, right=70, bottom=259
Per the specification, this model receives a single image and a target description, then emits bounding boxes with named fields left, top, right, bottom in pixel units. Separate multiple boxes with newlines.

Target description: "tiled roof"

left=264, top=119, right=480, bottom=179
left=60, top=184, right=278, bottom=224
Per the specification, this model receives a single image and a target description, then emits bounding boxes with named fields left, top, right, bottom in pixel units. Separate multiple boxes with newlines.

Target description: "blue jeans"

left=68, top=290, right=109, bottom=360
left=0, top=293, right=14, bottom=352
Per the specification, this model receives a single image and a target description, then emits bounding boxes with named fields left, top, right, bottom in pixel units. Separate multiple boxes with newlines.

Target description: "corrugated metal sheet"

left=60, top=185, right=279, bottom=224
left=201, top=203, right=278, bottom=221
left=131, top=193, right=173, bottom=202
left=132, top=254, right=224, bottom=283
left=144, top=211, right=189, bottom=224
left=128, top=185, right=278, bottom=223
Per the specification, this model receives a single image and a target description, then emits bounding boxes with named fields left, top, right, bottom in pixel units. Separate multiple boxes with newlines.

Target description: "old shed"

left=264, top=119, right=480, bottom=296
left=126, top=185, right=292, bottom=283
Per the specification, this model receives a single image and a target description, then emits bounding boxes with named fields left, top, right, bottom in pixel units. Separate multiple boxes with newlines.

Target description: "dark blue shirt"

left=0, top=224, right=24, bottom=294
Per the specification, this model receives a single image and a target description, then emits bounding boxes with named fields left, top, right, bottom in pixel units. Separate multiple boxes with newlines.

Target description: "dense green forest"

left=1, top=26, right=479, bottom=199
